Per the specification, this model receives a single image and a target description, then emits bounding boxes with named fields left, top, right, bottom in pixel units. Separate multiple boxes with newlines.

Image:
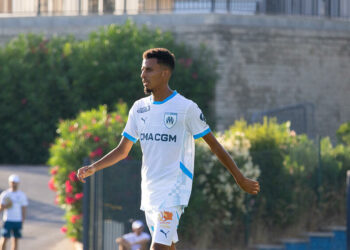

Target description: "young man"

left=0, top=174, right=28, bottom=250
left=116, top=220, right=150, bottom=250
left=77, top=48, right=260, bottom=250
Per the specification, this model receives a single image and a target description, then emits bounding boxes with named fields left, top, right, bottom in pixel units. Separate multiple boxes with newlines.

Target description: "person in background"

left=0, top=174, right=28, bottom=250
left=116, top=220, right=150, bottom=250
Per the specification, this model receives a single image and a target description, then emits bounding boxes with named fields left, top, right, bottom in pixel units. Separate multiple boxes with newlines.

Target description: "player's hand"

left=237, top=177, right=260, bottom=195
left=77, top=165, right=96, bottom=183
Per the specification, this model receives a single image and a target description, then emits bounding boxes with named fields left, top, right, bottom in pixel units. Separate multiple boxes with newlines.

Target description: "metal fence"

left=83, top=159, right=145, bottom=250
left=251, top=102, right=316, bottom=139
left=0, top=0, right=349, bottom=19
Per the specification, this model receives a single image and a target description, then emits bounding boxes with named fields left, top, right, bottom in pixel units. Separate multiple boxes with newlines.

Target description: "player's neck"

left=152, top=86, right=174, bottom=102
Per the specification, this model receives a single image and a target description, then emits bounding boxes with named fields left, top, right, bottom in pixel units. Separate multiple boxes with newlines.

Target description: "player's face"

left=140, top=58, right=168, bottom=95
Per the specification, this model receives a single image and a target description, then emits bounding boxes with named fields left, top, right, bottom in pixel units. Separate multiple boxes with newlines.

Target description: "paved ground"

left=0, top=166, right=75, bottom=250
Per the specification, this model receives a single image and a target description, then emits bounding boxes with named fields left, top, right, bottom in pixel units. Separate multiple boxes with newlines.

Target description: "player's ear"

left=162, top=69, right=170, bottom=78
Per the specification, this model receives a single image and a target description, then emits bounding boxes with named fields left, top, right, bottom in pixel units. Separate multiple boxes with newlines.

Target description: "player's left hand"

left=237, top=177, right=260, bottom=195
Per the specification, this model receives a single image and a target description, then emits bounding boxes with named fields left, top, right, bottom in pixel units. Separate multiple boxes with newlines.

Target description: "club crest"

left=164, top=112, right=177, bottom=129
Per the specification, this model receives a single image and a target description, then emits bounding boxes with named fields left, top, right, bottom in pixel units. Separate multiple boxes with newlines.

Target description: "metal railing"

left=0, top=0, right=349, bottom=19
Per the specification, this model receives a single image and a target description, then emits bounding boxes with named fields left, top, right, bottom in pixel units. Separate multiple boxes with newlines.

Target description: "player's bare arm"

left=202, top=132, right=260, bottom=195
left=77, top=137, right=134, bottom=183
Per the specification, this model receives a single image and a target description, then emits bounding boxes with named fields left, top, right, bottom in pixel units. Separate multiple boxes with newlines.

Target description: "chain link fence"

left=251, top=102, right=316, bottom=139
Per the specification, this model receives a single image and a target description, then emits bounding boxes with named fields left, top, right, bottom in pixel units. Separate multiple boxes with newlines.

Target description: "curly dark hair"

left=142, top=48, right=175, bottom=71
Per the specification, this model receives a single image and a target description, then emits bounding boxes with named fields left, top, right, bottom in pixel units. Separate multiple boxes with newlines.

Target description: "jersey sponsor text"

left=140, top=133, right=177, bottom=142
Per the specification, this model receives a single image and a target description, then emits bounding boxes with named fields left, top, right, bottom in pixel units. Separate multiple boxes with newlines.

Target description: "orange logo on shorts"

left=159, top=211, right=173, bottom=222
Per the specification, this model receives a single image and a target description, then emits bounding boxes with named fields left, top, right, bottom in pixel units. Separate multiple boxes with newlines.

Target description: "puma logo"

left=160, top=229, right=170, bottom=238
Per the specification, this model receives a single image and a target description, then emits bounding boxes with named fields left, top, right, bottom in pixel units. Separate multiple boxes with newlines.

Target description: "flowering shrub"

left=180, top=129, right=260, bottom=247
left=47, top=103, right=139, bottom=241
left=196, top=131, right=260, bottom=222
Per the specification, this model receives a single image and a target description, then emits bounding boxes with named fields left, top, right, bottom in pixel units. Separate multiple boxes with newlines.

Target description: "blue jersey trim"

left=193, top=128, right=211, bottom=139
left=180, top=162, right=193, bottom=180
left=152, top=91, right=177, bottom=105
left=122, top=132, right=138, bottom=143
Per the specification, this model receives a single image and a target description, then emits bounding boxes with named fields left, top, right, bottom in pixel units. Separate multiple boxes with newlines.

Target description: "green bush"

left=180, top=129, right=260, bottom=248
left=337, top=122, right=350, bottom=145
left=48, top=102, right=350, bottom=246
left=0, top=20, right=216, bottom=164
left=227, top=118, right=296, bottom=226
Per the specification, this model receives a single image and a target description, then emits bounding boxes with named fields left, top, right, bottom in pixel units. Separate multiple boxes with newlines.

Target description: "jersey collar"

left=151, top=90, right=177, bottom=105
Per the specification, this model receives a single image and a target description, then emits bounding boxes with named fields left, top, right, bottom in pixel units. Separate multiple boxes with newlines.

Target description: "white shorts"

left=145, top=206, right=184, bottom=246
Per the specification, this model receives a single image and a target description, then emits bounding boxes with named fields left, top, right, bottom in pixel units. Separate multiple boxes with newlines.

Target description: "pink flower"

left=178, top=58, right=185, bottom=65
left=115, top=115, right=123, bottom=123
left=70, top=214, right=81, bottom=224
left=69, top=125, right=75, bottom=132
left=55, top=195, right=60, bottom=205
left=21, top=98, right=27, bottom=105
left=75, top=193, right=84, bottom=200
left=85, top=132, right=92, bottom=139
left=94, top=136, right=100, bottom=142
left=185, top=58, right=193, bottom=67
left=290, top=130, right=296, bottom=137
left=95, top=147, right=103, bottom=156
left=68, top=171, right=78, bottom=182
left=192, top=72, right=198, bottom=79
left=71, top=237, right=77, bottom=242
left=65, top=196, right=75, bottom=204
left=89, top=151, right=96, bottom=158
left=61, top=226, right=67, bottom=233
left=90, top=148, right=103, bottom=158
left=48, top=177, right=56, bottom=191
left=65, top=180, right=73, bottom=194
left=50, top=166, right=58, bottom=175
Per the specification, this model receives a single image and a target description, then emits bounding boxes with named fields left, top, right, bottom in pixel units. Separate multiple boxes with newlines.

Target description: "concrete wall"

left=0, top=14, right=349, bottom=139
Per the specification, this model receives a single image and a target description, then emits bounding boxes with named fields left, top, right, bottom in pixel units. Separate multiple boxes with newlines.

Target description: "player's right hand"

left=77, top=165, right=96, bottom=183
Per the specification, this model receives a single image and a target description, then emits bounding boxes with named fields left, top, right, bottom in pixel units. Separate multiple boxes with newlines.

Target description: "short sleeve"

left=21, top=193, right=28, bottom=206
left=122, top=103, right=139, bottom=143
left=0, top=192, right=6, bottom=205
left=122, top=233, right=134, bottom=242
left=185, top=102, right=211, bottom=139
left=141, top=232, right=151, bottom=241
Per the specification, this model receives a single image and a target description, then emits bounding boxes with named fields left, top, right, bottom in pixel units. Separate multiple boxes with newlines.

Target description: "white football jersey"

left=122, top=91, right=210, bottom=211
left=0, top=189, right=28, bottom=222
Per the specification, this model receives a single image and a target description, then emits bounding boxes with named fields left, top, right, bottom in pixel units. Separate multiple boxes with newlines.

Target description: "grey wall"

left=1, top=14, right=349, bottom=139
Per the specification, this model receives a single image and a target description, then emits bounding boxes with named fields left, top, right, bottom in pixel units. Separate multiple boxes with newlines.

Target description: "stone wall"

left=1, top=14, right=349, bottom=139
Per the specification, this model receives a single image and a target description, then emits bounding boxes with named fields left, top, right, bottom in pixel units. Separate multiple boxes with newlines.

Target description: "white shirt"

left=122, top=91, right=210, bottom=210
left=123, top=231, right=150, bottom=250
left=0, top=189, right=28, bottom=222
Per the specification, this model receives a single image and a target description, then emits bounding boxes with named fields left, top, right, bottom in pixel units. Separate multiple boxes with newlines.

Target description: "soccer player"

left=77, top=48, right=260, bottom=250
